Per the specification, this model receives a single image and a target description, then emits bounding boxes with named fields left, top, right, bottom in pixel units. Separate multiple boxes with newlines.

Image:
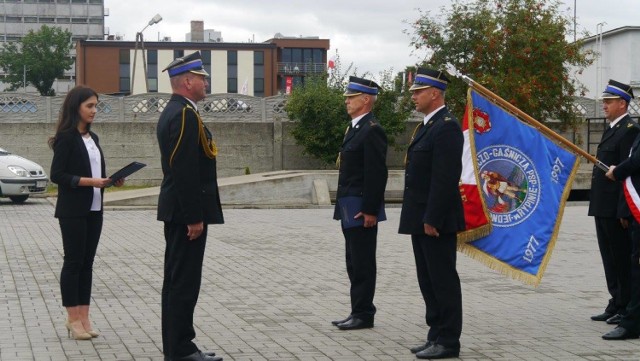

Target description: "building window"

left=227, top=50, right=237, bottom=65
left=201, top=50, right=211, bottom=94
left=313, top=49, right=323, bottom=63
left=254, top=51, right=264, bottom=97
left=24, top=17, right=37, bottom=23
left=71, top=18, right=87, bottom=24
left=227, top=78, right=237, bottom=93
left=254, top=51, right=264, bottom=65
left=291, top=48, right=302, bottom=63
left=254, top=78, right=264, bottom=97
left=39, top=17, right=55, bottom=22
left=89, top=0, right=103, bottom=3
left=281, top=48, right=291, bottom=62
left=88, top=18, right=103, bottom=24
left=6, top=17, right=22, bottom=23
left=227, top=50, right=237, bottom=94
left=57, top=17, right=71, bottom=24
left=173, top=49, right=184, bottom=59
left=147, top=49, right=157, bottom=92
left=119, top=49, right=130, bottom=93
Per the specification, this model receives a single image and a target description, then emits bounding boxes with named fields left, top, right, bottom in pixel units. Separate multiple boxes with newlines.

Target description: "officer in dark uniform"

left=589, top=79, right=638, bottom=326
left=157, top=51, right=224, bottom=361
left=332, top=76, right=388, bottom=331
left=604, top=84, right=640, bottom=339
left=399, top=68, right=464, bottom=359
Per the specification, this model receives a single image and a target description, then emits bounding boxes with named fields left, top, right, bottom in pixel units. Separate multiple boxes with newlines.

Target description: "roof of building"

left=580, top=25, right=640, bottom=43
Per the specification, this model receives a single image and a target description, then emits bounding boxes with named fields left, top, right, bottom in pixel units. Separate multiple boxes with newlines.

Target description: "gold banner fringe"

left=457, top=224, right=492, bottom=243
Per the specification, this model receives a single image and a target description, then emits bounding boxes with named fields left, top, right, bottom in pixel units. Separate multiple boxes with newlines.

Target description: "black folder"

left=106, top=161, right=146, bottom=187
left=337, top=196, right=386, bottom=229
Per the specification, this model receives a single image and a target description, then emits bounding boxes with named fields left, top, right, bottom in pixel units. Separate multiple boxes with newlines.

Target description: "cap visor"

left=599, top=92, right=622, bottom=100
left=409, top=84, right=432, bottom=91
left=343, top=90, right=363, bottom=97
left=190, top=69, right=210, bottom=77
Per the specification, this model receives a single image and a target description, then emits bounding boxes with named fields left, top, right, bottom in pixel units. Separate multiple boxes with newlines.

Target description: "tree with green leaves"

left=407, top=0, right=593, bottom=127
left=0, top=25, right=73, bottom=96
left=286, top=54, right=413, bottom=165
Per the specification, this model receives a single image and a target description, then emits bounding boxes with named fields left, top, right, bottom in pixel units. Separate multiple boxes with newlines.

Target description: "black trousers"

left=162, top=222, right=207, bottom=358
left=412, top=232, right=462, bottom=349
left=594, top=216, right=631, bottom=314
left=342, top=225, right=377, bottom=322
left=59, top=211, right=103, bottom=307
left=620, top=219, right=640, bottom=333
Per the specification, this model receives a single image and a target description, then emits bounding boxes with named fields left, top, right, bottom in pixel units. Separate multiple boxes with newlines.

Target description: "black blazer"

left=50, top=130, right=106, bottom=218
left=588, top=115, right=639, bottom=218
left=157, top=94, right=224, bottom=225
left=399, top=107, right=465, bottom=235
left=333, top=112, right=388, bottom=219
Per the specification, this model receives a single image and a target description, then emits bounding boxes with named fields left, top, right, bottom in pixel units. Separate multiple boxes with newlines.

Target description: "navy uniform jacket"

left=589, top=115, right=639, bottom=219
left=399, top=107, right=465, bottom=235
left=613, top=133, right=640, bottom=183
left=333, top=112, right=388, bottom=219
left=50, top=130, right=105, bottom=218
left=157, top=94, right=224, bottom=225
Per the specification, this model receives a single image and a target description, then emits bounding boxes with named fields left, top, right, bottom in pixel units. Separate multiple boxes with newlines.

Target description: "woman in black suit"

left=48, top=86, right=123, bottom=340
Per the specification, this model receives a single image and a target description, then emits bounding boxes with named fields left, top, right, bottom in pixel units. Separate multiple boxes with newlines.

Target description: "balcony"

left=277, top=62, right=326, bottom=75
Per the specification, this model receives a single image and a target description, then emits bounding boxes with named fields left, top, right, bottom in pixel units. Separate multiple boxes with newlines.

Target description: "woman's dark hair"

left=48, top=85, right=99, bottom=149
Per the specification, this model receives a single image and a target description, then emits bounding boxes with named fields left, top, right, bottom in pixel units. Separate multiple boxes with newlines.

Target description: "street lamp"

left=131, top=14, right=162, bottom=94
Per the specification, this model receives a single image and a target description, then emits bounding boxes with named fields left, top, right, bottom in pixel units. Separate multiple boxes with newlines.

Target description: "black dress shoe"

left=410, top=341, right=433, bottom=354
left=203, top=352, right=222, bottom=361
left=606, top=313, right=623, bottom=324
left=591, top=311, right=614, bottom=321
left=602, top=326, right=639, bottom=340
left=337, top=317, right=373, bottom=330
left=174, top=351, right=223, bottom=361
left=416, top=344, right=460, bottom=359
left=331, top=315, right=352, bottom=326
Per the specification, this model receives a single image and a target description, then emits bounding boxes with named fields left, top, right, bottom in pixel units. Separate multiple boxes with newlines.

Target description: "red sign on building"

left=285, top=77, right=293, bottom=94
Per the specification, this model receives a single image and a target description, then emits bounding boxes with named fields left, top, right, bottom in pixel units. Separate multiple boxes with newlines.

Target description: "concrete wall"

left=0, top=92, right=590, bottom=187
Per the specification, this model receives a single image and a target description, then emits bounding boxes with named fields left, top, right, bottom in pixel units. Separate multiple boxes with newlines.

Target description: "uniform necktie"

left=335, top=124, right=352, bottom=168
left=404, top=122, right=424, bottom=167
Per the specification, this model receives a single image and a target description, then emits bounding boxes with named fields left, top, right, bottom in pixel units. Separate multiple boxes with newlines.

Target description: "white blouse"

left=82, top=135, right=102, bottom=211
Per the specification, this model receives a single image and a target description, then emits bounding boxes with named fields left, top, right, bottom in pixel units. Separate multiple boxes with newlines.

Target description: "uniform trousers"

left=594, top=216, right=631, bottom=314
left=342, top=225, right=377, bottom=322
left=162, top=222, right=208, bottom=358
left=59, top=211, right=103, bottom=307
left=411, top=232, right=462, bottom=349
left=620, top=219, right=640, bottom=333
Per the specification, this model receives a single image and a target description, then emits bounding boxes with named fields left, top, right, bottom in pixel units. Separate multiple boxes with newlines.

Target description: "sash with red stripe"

left=624, top=177, right=640, bottom=223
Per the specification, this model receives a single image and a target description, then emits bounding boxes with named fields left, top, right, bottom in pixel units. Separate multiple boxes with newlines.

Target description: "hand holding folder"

left=106, top=161, right=146, bottom=187
left=338, top=196, right=386, bottom=229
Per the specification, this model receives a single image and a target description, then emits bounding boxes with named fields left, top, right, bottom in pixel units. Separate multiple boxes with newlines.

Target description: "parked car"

left=0, top=147, right=48, bottom=203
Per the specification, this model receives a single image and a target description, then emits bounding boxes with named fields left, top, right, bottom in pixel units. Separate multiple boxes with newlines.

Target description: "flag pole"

left=445, top=65, right=608, bottom=172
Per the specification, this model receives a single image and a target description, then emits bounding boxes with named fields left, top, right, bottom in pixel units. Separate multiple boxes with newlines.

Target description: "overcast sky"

left=104, top=0, right=640, bottom=82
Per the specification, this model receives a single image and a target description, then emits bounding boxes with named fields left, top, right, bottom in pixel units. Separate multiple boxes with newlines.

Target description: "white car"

left=0, top=147, right=48, bottom=203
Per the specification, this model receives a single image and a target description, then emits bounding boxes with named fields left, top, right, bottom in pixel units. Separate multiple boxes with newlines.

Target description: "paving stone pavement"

left=1, top=199, right=640, bottom=361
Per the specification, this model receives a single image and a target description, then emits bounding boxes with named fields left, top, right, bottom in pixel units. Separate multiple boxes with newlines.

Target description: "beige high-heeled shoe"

left=85, top=328, right=100, bottom=338
left=65, top=320, right=92, bottom=340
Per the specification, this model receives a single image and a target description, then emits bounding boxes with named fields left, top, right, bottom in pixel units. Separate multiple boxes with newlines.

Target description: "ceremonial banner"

left=459, top=89, right=580, bottom=286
